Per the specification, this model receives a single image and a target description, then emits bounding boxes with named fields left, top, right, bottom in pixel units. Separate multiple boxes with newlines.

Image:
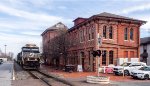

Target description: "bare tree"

left=0, top=49, right=5, bottom=58
left=48, top=29, right=69, bottom=68
left=7, top=52, right=14, bottom=61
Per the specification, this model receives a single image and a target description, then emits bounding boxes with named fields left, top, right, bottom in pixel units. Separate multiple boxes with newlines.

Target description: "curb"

left=12, top=61, right=15, bottom=80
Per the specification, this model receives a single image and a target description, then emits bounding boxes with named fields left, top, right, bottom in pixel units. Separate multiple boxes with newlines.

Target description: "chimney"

left=73, top=17, right=87, bottom=26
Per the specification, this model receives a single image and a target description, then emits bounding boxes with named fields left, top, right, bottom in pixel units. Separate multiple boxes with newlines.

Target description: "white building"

left=0, top=57, right=7, bottom=62
left=140, top=37, right=150, bottom=65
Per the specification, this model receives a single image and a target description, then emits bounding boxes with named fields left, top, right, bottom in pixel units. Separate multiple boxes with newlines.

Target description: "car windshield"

left=139, top=67, right=150, bottom=71
left=120, top=63, right=131, bottom=66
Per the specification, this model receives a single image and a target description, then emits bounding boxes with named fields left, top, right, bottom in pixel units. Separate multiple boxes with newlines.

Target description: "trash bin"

left=65, top=65, right=74, bottom=72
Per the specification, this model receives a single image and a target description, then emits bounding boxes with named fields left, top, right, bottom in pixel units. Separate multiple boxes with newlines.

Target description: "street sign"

left=97, top=33, right=102, bottom=46
left=98, top=37, right=102, bottom=46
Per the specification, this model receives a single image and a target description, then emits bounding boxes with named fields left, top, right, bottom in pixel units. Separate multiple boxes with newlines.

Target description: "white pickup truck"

left=113, top=62, right=146, bottom=76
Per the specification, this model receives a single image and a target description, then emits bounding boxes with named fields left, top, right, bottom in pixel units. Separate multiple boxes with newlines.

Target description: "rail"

left=28, top=71, right=52, bottom=86
left=28, top=70, right=71, bottom=86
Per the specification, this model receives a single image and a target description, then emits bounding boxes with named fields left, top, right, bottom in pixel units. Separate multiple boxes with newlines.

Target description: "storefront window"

left=109, top=51, right=113, bottom=64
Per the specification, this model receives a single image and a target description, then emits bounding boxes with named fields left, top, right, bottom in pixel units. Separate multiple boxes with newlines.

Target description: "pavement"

left=12, top=62, right=48, bottom=86
left=0, top=61, right=13, bottom=86
left=40, top=64, right=150, bottom=86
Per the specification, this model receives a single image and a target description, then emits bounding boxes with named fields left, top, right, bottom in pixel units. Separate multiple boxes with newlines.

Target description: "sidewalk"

left=0, top=61, right=13, bottom=86
left=40, top=64, right=141, bottom=82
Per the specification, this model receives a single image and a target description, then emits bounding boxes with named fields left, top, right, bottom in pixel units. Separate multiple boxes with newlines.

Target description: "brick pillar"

left=94, top=23, right=99, bottom=73
left=106, top=50, right=109, bottom=66
left=138, top=26, right=140, bottom=62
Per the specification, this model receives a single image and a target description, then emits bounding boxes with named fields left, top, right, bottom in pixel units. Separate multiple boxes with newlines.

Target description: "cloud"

left=0, top=32, right=42, bottom=55
left=121, top=3, right=150, bottom=14
left=58, top=6, right=67, bottom=10
left=0, top=1, right=73, bottom=57
left=24, top=0, right=53, bottom=7
left=20, top=31, right=42, bottom=36
left=0, top=4, right=63, bottom=22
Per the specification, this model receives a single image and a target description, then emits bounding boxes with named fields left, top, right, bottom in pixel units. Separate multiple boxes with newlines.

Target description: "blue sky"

left=0, top=0, right=150, bottom=57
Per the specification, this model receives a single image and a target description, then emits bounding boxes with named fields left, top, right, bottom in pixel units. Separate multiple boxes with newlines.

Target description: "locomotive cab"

left=21, top=44, right=41, bottom=69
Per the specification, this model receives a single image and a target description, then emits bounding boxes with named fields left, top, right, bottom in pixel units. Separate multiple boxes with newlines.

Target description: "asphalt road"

left=0, top=61, right=13, bottom=86
left=111, top=81, right=150, bottom=86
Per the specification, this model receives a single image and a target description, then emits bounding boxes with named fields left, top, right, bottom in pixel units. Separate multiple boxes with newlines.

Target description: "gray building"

left=140, top=37, right=150, bottom=65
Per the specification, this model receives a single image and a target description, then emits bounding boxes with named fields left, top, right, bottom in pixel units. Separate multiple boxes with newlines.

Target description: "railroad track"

left=27, top=70, right=71, bottom=86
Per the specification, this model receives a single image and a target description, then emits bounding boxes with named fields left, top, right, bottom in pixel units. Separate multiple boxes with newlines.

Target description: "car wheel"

left=144, top=74, right=149, bottom=80
left=124, top=70, right=130, bottom=76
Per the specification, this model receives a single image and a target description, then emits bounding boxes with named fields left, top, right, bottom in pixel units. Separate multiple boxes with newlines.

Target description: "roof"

left=41, top=22, right=68, bottom=36
left=140, top=37, right=150, bottom=45
left=68, top=12, right=146, bottom=32
left=95, top=12, right=142, bottom=21
left=73, top=17, right=87, bottom=22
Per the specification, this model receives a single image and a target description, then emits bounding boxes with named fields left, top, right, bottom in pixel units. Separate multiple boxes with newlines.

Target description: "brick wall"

left=42, top=13, right=145, bottom=72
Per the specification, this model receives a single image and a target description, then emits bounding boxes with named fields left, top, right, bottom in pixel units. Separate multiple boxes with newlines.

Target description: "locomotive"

left=17, top=44, right=41, bottom=69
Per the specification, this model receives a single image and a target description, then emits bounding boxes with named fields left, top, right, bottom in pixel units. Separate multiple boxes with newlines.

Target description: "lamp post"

left=4, top=45, right=7, bottom=58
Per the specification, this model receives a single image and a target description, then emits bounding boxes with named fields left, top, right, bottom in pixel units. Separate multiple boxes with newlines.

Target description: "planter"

left=87, top=76, right=110, bottom=84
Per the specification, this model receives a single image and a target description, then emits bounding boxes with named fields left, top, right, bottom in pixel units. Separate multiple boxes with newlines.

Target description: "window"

left=143, top=44, right=147, bottom=51
left=109, top=51, right=113, bottom=64
left=131, top=63, right=141, bottom=66
left=130, top=28, right=133, bottom=40
left=88, top=51, right=91, bottom=65
left=81, top=52, right=84, bottom=57
left=91, top=31, right=94, bottom=39
left=124, top=28, right=128, bottom=40
left=103, top=26, right=107, bottom=39
left=102, top=50, right=107, bottom=65
left=109, top=26, right=113, bottom=39
left=80, top=30, right=84, bottom=42
left=88, top=28, right=91, bottom=40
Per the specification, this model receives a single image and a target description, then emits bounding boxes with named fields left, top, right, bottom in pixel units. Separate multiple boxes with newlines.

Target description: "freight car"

left=17, top=44, right=41, bottom=69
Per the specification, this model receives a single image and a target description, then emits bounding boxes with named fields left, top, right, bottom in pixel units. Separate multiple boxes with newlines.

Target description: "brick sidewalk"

left=40, top=64, right=150, bottom=82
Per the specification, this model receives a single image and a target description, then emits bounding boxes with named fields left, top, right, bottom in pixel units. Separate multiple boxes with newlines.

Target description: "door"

left=82, top=58, right=85, bottom=71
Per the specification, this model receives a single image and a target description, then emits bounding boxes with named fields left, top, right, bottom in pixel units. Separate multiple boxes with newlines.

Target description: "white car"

left=131, top=66, right=150, bottom=80
left=113, top=62, right=146, bottom=76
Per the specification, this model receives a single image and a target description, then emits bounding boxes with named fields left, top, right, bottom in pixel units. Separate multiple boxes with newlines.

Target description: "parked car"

left=131, top=66, right=150, bottom=80
left=113, top=62, right=146, bottom=76
left=0, top=59, right=3, bottom=64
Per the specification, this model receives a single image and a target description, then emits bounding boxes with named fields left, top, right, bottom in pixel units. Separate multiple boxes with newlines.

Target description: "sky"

left=0, top=0, right=150, bottom=58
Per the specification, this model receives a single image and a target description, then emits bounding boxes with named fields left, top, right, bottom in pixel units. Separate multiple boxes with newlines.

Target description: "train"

left=17, top=44, right=41, bottom=69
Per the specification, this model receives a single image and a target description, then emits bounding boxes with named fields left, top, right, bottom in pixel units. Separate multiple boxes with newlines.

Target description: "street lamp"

left=4, top=45, right=7, bottom=58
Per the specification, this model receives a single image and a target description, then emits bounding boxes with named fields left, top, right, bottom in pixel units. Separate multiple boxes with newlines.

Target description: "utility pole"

left=4, top=45, right=7, bottom=59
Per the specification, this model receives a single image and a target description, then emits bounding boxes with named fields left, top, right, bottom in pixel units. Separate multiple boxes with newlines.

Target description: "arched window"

left=130, top=28, right=133, bottom=40
left=109, top=51, right=113, bottom=64
left=88, top=28, right=91, bottom=40
left=109, top=26, right=113, bottom=39
left=124, top=28, right=128, bottom=40
left=103, top=26, right=107, bottom=39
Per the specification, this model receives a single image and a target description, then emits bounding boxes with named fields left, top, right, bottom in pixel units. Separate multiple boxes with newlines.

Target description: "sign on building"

left=77, top=65, right=83, bottom=72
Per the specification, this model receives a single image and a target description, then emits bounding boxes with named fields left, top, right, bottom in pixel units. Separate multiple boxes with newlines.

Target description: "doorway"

left=82, top=58, right=85, bottom=71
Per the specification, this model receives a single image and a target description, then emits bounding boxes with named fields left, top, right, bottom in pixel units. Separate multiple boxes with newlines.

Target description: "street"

left=0, top=61, right=13, bottom=86
left=0, top=1, right=150, bottom=86
left=0, top=62, right=150, bottom=86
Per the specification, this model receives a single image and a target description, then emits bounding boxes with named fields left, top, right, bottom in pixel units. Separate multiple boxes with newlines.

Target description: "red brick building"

left=42, top=12, right=146, bottom=72
left=41, top=22, right=68, bottom=65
